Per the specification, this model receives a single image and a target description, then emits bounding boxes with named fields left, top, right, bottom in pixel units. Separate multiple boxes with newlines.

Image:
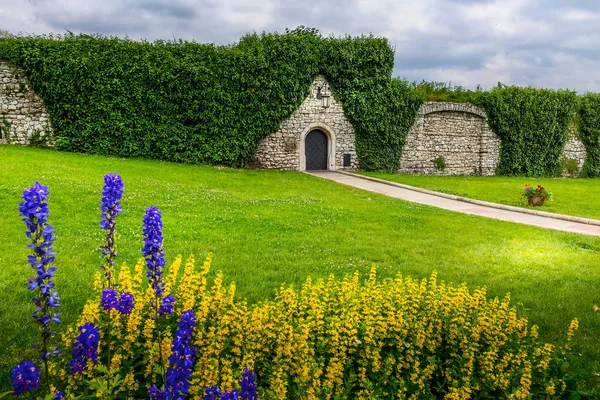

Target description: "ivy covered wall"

left=2, top=30, right=600, bottom=176
left=0, top=30, right=421, bottom=172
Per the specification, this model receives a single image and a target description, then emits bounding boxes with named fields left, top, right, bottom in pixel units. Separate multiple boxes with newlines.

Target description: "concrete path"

left=307, top=171, right=600, bottom=237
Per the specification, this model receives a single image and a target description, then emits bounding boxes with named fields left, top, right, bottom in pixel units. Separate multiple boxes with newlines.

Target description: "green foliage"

left=558, top=156, right=580, bottom=177
left=412, top=80, right=484, bottom=103
left=433, top=155, right=446, bottom=171
left=578, top=93, right=600, bottom=177
left=0, top=117, right=11, bottom=142
left=411, top=81, right=586, bottom=178
left=28, top=129, right=48, bottom=148
left=481, top=85, right=577, bottom=176
left=332, top=75, right=422, bottom=172
left=0, top=31, right=420, bottom=171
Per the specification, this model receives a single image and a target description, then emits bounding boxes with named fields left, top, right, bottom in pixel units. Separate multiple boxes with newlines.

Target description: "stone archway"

left=399, top=102, right=500, bottom=175
left=304, top=129, right=328, bottom=170
left=299, top=123, right=337, bottom=171
left=253, top=75, right=356, bottom=171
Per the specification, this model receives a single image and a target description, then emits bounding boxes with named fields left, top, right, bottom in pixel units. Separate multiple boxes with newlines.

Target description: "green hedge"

left=3, top=30, right=596, bottom=176
left=579, top=94, right=600, bottom=177
left=0, top=30, right=421, bottom=171
left=481, top=85, right=577, bottom=176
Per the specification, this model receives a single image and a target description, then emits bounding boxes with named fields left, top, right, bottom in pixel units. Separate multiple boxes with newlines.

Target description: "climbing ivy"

left=578, top=94, right=600, bottom=177
left=480, top=85, right=577, bottom=176
left=0, top=30, right=421, bottom=171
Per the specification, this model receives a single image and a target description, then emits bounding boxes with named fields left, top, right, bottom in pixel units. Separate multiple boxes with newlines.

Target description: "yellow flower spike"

left=117, top=263, right=133, bottom=293
left=110, top=353, right=123, bottom=372
left=93, top=272, right=102, bottom=293
left=132, top=257, right=145, bottom=297
left=123, top=372, right=139, bottom=393
left=546, top=381, right=556, bottom=396
left=227, top=282, right=236, bottom=304
left=368, top=264, right=377, bottom=282
left=78, top=301, right=100, bottom=325
left=161, top=332, right=173, bottom=365
left=177, top=254, right=196, bottom=307
left=530, top=324, right=539, bottom=340
left=164, top=255, right=183, bottom=296
left=567, top=318, right=579, bottom=341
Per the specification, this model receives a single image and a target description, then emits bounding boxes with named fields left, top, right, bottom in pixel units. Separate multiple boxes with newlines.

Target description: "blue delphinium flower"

left=203, top=386, right=223, bottom=400
left=143, top=206, right=166, bottom=303
left=240, top=368, right=257, bottom=400
left=221, top=390, right=240, bottom=400
left=101, top=288, right=134, bottom=315
left=203, top=369, right=258, bottom=400
left=101, top=288, right=119, bottom=311
left=19, top=182, right=61, bottom=364
left=100, top=173, right=124, bottom=287
left=204, top=388, right=240, bottom=400
left=69, top=323, right=100, bottom=374
left=158, top=295, right=176, bottom=316
left=118, top=292, right=135, bottom=315
left=53, top=391, right=64, bottom=399
left=149, top=384, right=166, bottom=400
left=163, top=310, right=197, bottom=399
left=10, top=361, right=41, bottom=395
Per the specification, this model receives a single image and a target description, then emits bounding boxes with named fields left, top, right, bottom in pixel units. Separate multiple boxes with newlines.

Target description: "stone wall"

left=563, top=122, right=586, bottom=172
left=399, top=102, right=500, bottom=175
left=0, top=62, right=52, bottom=145
left=254, top=75, right=358, bottom=170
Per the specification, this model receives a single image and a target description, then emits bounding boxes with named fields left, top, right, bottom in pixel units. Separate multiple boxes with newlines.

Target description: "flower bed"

left=7, top=175, right=583, bottom=399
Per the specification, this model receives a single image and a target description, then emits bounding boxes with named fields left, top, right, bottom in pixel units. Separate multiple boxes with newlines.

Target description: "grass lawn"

left=360, top=172, right=600, bottom=220
left=1, top=145, right=600, bottom=390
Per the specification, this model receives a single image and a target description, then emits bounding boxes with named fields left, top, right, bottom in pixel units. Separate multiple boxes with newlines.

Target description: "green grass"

left=361, top=172, right=600, bottom=220
left=1, top=145, right=600, bottom=390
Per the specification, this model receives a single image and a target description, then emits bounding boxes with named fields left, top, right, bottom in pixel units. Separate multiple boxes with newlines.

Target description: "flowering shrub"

left=520, top=183, right=552, bottom=205
left=8, top=174, right=583, bottom=399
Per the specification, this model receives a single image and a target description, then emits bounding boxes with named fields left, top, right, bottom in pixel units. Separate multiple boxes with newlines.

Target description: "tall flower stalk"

left=150, top=310, right=197, bottom=399
left=18, top=182, right=61, bottom=393
left=100, top=173, right=124, bottom=288
left=143, top=206, right=166, bottom=303
left=143, top=205, right=169, bottom=377
left=99, top=173, right=124, bottom=393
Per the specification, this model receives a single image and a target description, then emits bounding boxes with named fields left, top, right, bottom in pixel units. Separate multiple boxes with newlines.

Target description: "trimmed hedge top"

left=0, top=30, right=422, bottom=172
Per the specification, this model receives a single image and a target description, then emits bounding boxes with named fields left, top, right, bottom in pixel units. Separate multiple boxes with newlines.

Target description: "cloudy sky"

left=2, top=0, right=600, bottom=91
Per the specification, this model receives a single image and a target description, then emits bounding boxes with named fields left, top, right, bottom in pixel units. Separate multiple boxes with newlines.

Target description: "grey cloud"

left=2, top=0, right=600, bottom=91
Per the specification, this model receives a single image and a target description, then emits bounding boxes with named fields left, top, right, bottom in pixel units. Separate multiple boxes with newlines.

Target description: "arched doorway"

left=305, top=129, right=328, bottom=170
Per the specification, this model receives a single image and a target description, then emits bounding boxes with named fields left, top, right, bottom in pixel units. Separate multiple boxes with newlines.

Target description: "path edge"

left=335, top=171, right=600, bottom=227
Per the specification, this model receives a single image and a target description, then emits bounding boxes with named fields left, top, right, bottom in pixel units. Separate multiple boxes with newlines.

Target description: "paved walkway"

left=307, top=171, right=600, bottom=237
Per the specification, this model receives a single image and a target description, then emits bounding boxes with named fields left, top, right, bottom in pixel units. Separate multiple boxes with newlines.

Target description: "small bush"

left=28, top=129, right=48, bottom=148
left=433, top=155, right=446, bottom=171
left=412, top=80, right=484, bottom=104
left=559, top=156, right=580, bottom=177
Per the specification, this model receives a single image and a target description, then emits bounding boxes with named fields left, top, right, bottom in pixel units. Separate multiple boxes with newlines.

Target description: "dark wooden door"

left=305, top=130, right=328, bottom=170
